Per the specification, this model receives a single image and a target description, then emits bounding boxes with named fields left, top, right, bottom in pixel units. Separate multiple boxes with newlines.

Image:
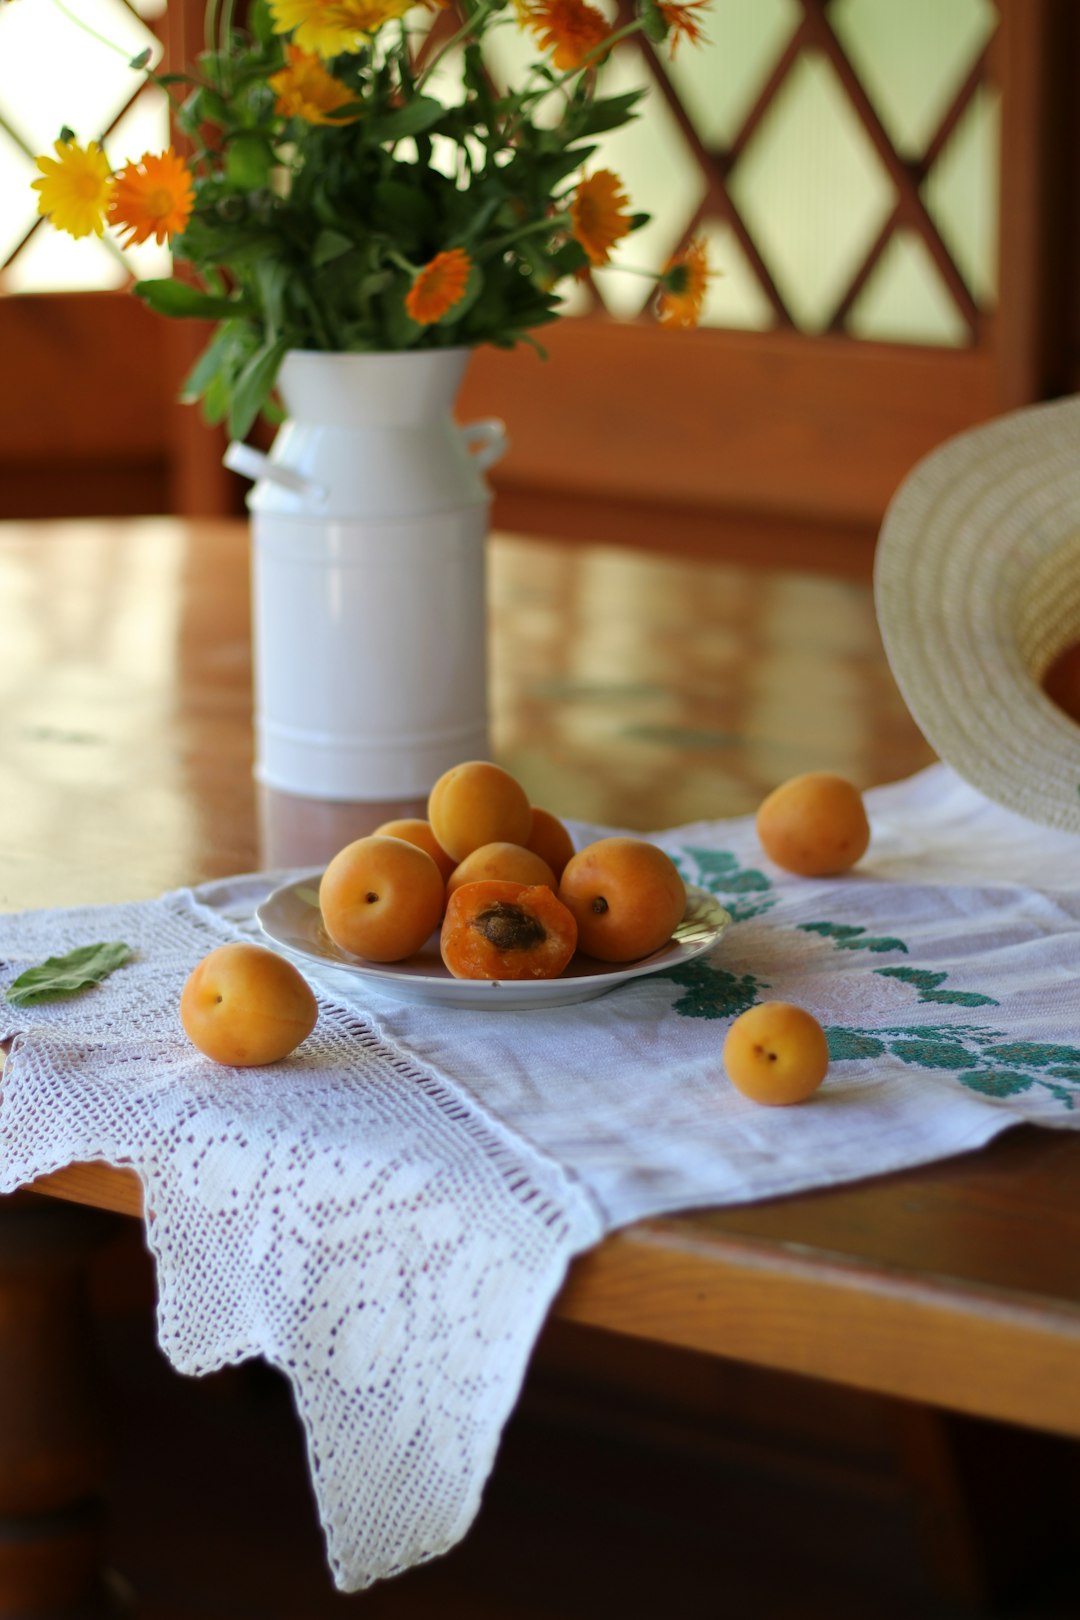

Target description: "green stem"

left=518, top=16, right=646, bottom=108
left=47, top=0, right=133, bottom=60
left=416, top=0, right=499, bottom=89
left=481, top=211, right=570, bottom=258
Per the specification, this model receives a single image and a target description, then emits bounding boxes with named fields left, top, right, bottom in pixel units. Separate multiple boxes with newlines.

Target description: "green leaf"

left=227, top=336, right=290, bottom=440
left=570, top=89, right=646, bottom=139
left=5, top=942, right=133, bottom=1007
left=373, top=180, right=434, bottom=245
left=226, top=133, right=275, bottom=191
left=369, top=96, right=445, bottom=142
left=133, top=279, right=252, bottom=321
left=311, top=228, right=355, bottom=267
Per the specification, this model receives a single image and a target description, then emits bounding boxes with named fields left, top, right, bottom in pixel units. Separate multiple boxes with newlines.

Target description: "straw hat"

left=873, top=392, right=1080, bottom=833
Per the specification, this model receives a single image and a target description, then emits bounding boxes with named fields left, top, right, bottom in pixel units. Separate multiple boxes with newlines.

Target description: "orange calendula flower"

left=269, top=45, right=359, bottom=122
left=267, top=0, right=359, bottom=57
left=570, top=169, right=632, bottom=267
left=656, top=236, right=712, bottom=329
left=108, top=148, right=195, bottom=247
left=525, top=0, right=611, bottom=71
left=657, top=0, right=711, bottom=56
left=31, top=138, right=114, bottom=239
left=405, top=248, right=472, bottom=325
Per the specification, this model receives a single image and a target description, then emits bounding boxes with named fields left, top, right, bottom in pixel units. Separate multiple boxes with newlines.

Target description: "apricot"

left=427, top=760, right=533, bottom=863
left=320, top=834, right=444, bottom=962
left=180, top=942, right=318, bottom=1067
left=372, top=816, right=456, bottom=882
left=447, top=841, right=556, bottom=898
left=525, top=807, right=576, bottom=880
left=723, top=1001, right=829, bottom=1106
left=441, top=880, right=578, bottom=981
left=558, top=836, right=686, bottom=963
left=755, top=771, right=870, bottom=877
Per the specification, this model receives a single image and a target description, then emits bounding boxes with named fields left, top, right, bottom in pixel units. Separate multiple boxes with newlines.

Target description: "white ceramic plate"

left=256, top=875, right=732, bottom=1010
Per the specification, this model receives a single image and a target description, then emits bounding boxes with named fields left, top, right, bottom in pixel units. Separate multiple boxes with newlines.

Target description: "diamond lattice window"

left=1, top=0, right=999, bottom=347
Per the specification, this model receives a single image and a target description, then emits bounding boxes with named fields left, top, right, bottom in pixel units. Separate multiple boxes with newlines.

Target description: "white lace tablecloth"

left=1, top=763, right=1078, bottom=1589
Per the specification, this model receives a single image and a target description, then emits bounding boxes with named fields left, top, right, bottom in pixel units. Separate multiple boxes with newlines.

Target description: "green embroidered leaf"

left=877, top=966, right=946, bottom=991
left=960, top=1068, right=1034, bottom=1098
left=876, top=966, right=994, bottom=1004
left=826, top=1028, right=886, bottom=1061
left=919, top=989, right=999, bottom=1007
left=680, top=848, right=772, bottom=894
left=661, top=961, right=764, bottom=1021
left=887, top=1037, right=980, bottom=1070
left=990, top=1041, right=1080, bottom=1068
left=800, top=922, right=907, bottom=954
left=5, top=942, right=133, bottom=1007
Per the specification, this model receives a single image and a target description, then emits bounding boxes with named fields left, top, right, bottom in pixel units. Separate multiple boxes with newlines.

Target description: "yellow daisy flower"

left=108, top=148, right=195, bottom=247
left=31, top=138, right=114, bottom=240
left=326, top=0, right=415, bottom=37
left=405, top=248, right=472, bottom=325
left=570, top=169, right=632, bottom=267
left=269, top=46, right=359, bottom=122
left=656, top=237, right=713, bottom=329
left=267, top=0, right=359, bottom=57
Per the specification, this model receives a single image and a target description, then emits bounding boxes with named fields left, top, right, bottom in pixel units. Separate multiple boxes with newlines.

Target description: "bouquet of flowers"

left=31, top=0, right=713, bottom=436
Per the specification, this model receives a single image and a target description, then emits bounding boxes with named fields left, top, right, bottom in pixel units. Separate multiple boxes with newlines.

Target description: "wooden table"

left=1, top=518, right=1078, bottom=1613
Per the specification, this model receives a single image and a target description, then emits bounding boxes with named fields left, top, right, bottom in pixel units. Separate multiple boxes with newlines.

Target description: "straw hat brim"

left=873, top=393, right=1080, bottom=833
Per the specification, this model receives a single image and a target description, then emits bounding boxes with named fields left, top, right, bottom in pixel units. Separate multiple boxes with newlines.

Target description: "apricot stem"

left=591, top=896, right=609, bottom=915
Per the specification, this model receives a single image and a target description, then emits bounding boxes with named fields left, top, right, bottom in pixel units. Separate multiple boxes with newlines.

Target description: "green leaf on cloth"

left=4, top=942, right=133, bottom=1006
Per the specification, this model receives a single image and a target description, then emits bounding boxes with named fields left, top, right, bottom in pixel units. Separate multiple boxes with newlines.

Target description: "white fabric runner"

left=1, top=762, right=1078, bottom=1588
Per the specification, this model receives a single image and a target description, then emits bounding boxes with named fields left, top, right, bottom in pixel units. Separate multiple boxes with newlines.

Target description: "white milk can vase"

left=225, top=347, right=506, bottom=804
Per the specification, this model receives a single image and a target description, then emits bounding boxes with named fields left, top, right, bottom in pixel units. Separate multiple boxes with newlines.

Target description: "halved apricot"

left=440, top=880, right=578, bottom=981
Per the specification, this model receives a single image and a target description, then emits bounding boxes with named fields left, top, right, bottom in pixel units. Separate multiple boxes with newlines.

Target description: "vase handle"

left=223, top=441, right=328, bottom=503
left=461, top=418, right=509, bottom=471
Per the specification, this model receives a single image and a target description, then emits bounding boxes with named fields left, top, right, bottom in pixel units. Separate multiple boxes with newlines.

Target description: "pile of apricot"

left=318, top=759, right=687, bottom=982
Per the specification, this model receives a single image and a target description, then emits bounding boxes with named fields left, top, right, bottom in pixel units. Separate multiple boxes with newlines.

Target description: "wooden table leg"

left=0, top=1194, right=131, bottom=1618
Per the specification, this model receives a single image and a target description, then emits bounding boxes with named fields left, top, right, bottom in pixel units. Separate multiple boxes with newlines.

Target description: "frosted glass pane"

left=0, top=128, right=36, bottom=267
left=847, top=228, right=968, bottom=345
left=830, top=0, right=996, bottom=158
left=728, top=50, right=895, bottom=332
left=0, top=0, right=160, bottom=153
left=923, top=82, right=999, bottom=305
left=692, top=220, right=776, bottom=330
left=3, top=227, right=126, bottom=294
left=666, top=0, right=799, bottom=149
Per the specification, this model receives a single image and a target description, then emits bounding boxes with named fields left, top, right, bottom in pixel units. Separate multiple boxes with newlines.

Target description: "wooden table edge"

left=23, top=1160, right=1080, bottom=1442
